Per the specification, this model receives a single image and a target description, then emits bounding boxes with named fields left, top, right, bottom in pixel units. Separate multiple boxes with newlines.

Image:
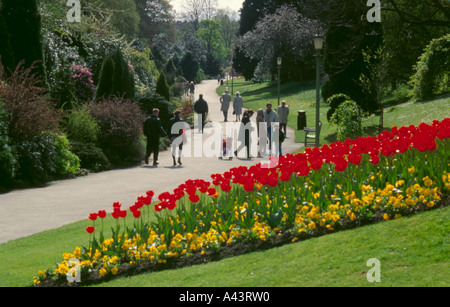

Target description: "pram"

left=219, top=136, right=233, bottom=160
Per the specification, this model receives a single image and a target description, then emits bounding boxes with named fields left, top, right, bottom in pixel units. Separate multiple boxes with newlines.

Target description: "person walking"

left=278, top=100, right=289, bottom=136
left=264, top=103, right=278, bottom=152
left=220, top=88, right=231, bottom=122
left=234, top=109, right=255, bottom=159
left=143, top=108, right=167, bottom=166
left=189, top=81, right=195, bottom=97
left=194, top=94, right=209, bottom=133
left=233, top=91, right=243, bottom=121
left=256, top=108, right=265, bottom=158
left=168, top=110, right=186, bottom=167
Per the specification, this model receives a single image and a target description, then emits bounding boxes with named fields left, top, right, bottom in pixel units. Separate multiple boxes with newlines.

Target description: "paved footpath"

left=0, top=79, right=302, bottom=244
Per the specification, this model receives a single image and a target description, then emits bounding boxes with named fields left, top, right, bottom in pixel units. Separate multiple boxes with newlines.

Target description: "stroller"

left=219, top=136, right=233, bottom=160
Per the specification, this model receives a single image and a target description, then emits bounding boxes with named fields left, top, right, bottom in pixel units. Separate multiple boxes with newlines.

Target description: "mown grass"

left=95, top=205, right=450, bottom=287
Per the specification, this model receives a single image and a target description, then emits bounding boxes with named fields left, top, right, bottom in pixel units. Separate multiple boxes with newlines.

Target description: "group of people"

left=142, top=90, right=290, bottom=166
left=219, top=88, right=244, bottom=122
left=233, top=100, right=289, bottom=159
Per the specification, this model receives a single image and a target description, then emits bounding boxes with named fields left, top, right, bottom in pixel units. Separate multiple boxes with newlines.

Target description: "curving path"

left=0, top=79, right=302, bottom=244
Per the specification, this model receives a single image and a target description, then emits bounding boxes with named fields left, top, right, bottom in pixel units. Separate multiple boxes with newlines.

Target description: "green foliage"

left=70, top=141, right=112, bottom=172
left=16, top=132, right=80, bottom=185
left=155, top=71, right=170, bottom=101
left=329, top=98, right=366, bottom=141
left=180, top=52, right=199, bottom=82
left=409, top=33, right=450, bottom=101
left=65, top=104, right=101, bottom=144
left=98, top=0, right=140, bottom=40
left=0, top=101, right=17, bottom=187
left=95, top=49, right=135, bottom=101
left=1, top=0, right=46, bottom=82
left=325, top=93, right=351, bottom=122
left=89, top=98, right=146, bottom=167
left=125, top=47, right=158, bottom=92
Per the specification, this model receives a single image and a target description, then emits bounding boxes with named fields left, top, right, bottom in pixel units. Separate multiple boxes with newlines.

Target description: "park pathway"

left=0, top=79, right=302, bottom=244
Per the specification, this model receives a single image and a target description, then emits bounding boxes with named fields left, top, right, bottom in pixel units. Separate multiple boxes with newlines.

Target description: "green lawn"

left=95, top=206, right=449, bottom=287
left=218, top=79, right=450, bottom=147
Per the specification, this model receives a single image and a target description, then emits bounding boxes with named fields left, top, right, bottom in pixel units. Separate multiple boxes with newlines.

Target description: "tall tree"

left=181, top=0, right=205, bottom=33
left=1, top=0, right=45, bottom=81
left=98, top=0, right=141, bottom=40
left=134, top=0, right=176, bottom=42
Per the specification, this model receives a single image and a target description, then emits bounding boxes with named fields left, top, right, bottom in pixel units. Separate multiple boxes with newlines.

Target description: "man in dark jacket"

left=169, top=110, right=186, bottom=166
left=234, top=109, right=254, bottom=159
left=194, top=94, right=209, bottom=133
left=143, top=108, right=167, bottom=166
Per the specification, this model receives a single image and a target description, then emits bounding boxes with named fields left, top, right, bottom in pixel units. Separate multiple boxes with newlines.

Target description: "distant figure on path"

left=194, top=94, right=209, bottom=133
left=233, top=91, right=243, bottom=121
left=277, top=100, right=289, bottom=136
left=217, top=74, right=221, bottom=84
left=189, top=81, right=195, bottom=97
left=264, top=103, right=278, bottom=151
left=220, top=88, right=231, bottom=122
left=234, top=109, right=255, bottom=159
left=169, top=110, right=186, bottom=167
left=143, top=108, right=167, bottom=166
left=256, top=108, right=264, bottom=138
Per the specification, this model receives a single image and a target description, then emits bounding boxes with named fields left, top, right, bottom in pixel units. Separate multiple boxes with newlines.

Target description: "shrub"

left=89, top=97, right=146, bottom=166
left=95, top=49, right=135, bottom=101
left=325, top=93, right=352, bottom=122
left=16, top=132, right=80, bottom=185
left=70, top=141, right=111, bottom=172
left=0, top=61, right=62, bottom=141
left=71, top=65, right=95, bottom=102
left=0, top=101, right=17, bottom=187
left=155, top=71, right=170, bottom=101
left=65, top=104, right=100, bottom=144
left=409, top=33, right=450, bottom=101
left=330, top=99, right=366, bottom=140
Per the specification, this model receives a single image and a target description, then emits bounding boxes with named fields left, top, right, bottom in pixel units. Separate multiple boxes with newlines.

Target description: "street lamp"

left=313, top=35, right=324, bottom=147
left=277, top=57, right=282, bottom=106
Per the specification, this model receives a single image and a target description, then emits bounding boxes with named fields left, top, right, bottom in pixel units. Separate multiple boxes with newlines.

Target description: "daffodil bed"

left=34, top=119, right=450, bottom=287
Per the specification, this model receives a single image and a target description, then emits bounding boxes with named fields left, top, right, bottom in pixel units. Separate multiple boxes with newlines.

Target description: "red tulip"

left=86, top=226, right=95, bottom=234
left=132, top=210, right=141, bottom=218
left=89, top=213, right=98, bottom=221
left=97, top=210, right=107, bottom=218
left=188, top=194, right=200, bottom=203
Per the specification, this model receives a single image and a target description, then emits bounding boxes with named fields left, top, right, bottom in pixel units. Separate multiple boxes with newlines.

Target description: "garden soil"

left=0, top=79, right=303, bottom=244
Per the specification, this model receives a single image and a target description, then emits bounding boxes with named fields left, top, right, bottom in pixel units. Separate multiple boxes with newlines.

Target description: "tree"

left=1, top=0, right=45, bottom=81
left=180, top=52, right=199, bottom=82
left=359, top=46, right=391, bottom=133
left=98, top=0, right=141, bottom=40
left=181, top=0, right=205, bottom=33
left=235, top=5, right=324, bottom=81
left=155, top=71, right=170, bottom=101
left=134, top=0, right=176, bottom=42
left=0, top=11, right=15, bottom=73
left=95, top=49, right=135, bottom=100
left=197, top=19, right=224, bottom=57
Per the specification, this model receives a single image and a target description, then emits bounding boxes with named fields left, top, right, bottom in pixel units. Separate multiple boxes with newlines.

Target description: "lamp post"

left=313, top=35, right=324, bottom=147
left=277, top=57, right=282, bottom=106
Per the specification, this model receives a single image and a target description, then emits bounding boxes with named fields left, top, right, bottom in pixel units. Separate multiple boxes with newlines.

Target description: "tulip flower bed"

left=33, top=119, right=450, bottom=286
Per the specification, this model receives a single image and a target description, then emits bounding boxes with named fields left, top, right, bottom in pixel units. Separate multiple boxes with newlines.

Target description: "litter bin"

left=220, top=79, right=224, bottom=86
left=297, top=110, right=306, bottom=131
